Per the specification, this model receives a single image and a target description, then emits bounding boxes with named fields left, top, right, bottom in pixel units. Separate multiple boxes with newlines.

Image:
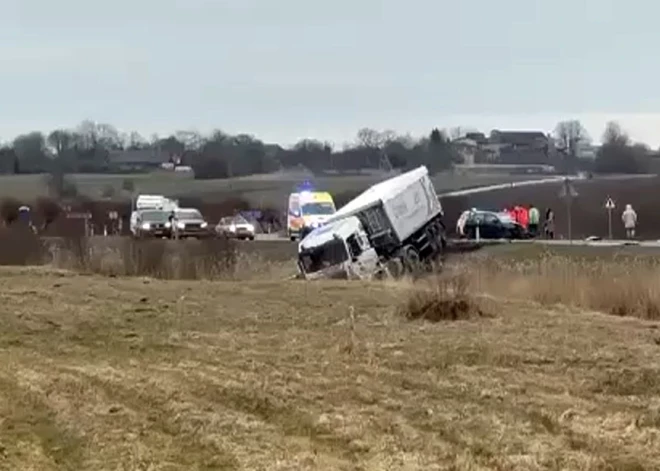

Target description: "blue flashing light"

left=296, top=180, right=315, bottom=192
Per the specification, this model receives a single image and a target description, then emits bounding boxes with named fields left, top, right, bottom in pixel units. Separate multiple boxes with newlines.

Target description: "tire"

left=402, top=246, right=421, bottom=274
left=385, top=257, right=405, bottom=279
left=248, top=236, right=255, bottom=241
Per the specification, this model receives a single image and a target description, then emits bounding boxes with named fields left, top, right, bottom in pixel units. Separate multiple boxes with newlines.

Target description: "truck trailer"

left=297, top=166, right=446, bottom=280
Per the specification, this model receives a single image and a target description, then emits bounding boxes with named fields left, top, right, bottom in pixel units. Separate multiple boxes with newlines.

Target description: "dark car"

left=132, top=210, right=173, bottom=238
left=461, top=210, right=528, bottom=240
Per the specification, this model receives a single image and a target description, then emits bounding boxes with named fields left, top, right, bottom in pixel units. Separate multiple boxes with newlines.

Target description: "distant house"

left=464, top=132, right=488, bottom=145
left=486, top=130, right=553, bottom=164
left=108, top=149, right=172, bottom=171
left=452, top=138, right=479, bottom=165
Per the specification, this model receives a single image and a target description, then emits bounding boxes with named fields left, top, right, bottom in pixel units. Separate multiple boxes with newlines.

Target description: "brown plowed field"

left=441, top=176, right=660, bottom=239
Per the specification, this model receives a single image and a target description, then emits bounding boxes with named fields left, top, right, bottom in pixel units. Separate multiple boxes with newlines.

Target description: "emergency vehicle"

left=287, top=189, right=336, bottom=241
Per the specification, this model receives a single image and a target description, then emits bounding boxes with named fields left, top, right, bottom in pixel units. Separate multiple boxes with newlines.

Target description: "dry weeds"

left=462, top=253, right=660, bottom=320
left=398, top=273, right=489, bottom=322
left=0, top=263, right=659, bottom=469
left=0, top=231, right=294, bottom=281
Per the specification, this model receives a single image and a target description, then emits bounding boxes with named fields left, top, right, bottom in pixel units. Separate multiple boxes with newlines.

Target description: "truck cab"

left=297, top=216, right=381, bottom=280
left=296, top=166, right=446, bottom=280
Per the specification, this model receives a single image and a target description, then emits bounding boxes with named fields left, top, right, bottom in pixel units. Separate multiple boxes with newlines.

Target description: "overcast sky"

left=2, top=0, right=658, bottom=146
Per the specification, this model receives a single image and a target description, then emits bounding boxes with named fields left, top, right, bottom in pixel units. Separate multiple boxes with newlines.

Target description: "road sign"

left=605, top=197, right=615, bottom=209
left=66, top=212, right=92, bottom=220
left=605, top=197, right=615, bottom=239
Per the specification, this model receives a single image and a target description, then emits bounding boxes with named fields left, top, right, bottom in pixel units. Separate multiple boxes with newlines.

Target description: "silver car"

left=172, top=208, right=211, bottom=238
left=216, top=215, right=256, bottom=240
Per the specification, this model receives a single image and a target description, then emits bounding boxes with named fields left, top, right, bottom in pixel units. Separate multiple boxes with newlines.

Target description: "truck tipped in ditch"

left=297, top=166, right=446, bottom=280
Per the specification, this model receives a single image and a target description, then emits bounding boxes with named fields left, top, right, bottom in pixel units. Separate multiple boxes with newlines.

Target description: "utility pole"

left=559, top=178, right=578, bottom=243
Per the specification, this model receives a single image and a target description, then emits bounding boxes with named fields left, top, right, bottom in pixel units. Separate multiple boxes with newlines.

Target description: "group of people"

left=502, top=204, right=555, bottom=239
left=504, top=203, right=639, bottom=240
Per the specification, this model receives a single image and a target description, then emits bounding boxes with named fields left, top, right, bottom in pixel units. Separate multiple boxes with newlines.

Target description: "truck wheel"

left=385, top=258, right=405, bottom=279
left=403, top=246, right=421, bottom=274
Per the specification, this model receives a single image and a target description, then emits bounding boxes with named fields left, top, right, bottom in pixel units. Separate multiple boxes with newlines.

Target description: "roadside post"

left=558, top=178, right=578, bottom=243
left=605, top=197, right=615, bottom=240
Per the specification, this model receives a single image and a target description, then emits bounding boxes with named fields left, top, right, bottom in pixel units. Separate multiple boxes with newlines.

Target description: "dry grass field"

left=1, top=234, right=660, bottom=470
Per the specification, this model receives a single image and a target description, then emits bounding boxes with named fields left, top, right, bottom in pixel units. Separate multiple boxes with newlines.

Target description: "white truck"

left=297, top=166, right=446, bottom=280
left=129, top=194, right=179, bottom=236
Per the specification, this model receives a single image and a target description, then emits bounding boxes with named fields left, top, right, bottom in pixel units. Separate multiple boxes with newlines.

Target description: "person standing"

left=528, top=204, right=540, bottom=237
left=622, top=204, right=637, bottom=239
left=544, top=208, right=555, bottom=239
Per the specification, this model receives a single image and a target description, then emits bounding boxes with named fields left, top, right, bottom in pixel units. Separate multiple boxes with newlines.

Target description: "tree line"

left=0, top=119, right=656, bottom=180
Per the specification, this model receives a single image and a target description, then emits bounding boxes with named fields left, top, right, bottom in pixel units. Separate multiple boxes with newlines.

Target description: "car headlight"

left=164, top=222, right=171, bottom=228
left=141, top=223, right=150, bottom=230
left=229, top=224, right=236, bottom=232
left=246, top=224, right=254, bottom=232
left=201, top=221, right=208, bottom=228
left=177, top=222, right=185, bottom=229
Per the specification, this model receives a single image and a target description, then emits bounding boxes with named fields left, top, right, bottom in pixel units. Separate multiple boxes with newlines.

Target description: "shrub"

left=45, top=172, right=78, bottom=198
left=121, top=178, right=135, bottom=192
left=399, top=274, right=487, bottom=322
left=35, top=197, right=62, bottom=231
left=0, top=227, right=45, bottom=265
left=0, top=197, right=21, bottom=226
left=101, top=185, right=116, bottom=199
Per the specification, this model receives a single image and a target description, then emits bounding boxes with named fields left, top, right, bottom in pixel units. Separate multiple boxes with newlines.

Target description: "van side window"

left=290, top=200, right=301, bottom=216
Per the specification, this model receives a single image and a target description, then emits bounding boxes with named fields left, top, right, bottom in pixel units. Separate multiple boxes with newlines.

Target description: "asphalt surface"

left=255, top=233, right=660, bottom=249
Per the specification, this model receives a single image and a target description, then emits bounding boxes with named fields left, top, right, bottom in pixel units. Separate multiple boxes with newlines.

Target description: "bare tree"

left=602, top=121, right=629, bottom=147
left=553, top=120, right=590, bottom=153
left=175, top=130, right=205, bottom=150
left=356, top=128, right=383, bottom=149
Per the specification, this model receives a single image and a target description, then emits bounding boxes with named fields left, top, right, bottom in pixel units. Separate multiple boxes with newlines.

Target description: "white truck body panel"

left=135, top=195, right=179, bottom=212
left=325, top=166, right=442, bottom=244
left=130, top=195, right=179, bottom=234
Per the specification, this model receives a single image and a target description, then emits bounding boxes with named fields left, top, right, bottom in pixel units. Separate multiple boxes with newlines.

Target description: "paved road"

left=254, top=233, right=660, bottom=249
left=513, top=238, right=660, bottom=248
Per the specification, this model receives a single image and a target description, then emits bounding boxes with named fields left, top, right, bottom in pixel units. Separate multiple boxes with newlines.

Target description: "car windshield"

left=141, top=210, right=169, bottom=222
left=302, top=202, right=335, bottom=215
left=176, top=209, right=203, bottom=220
left=230, top=215, right=248, bottom=224
left=299, top=239, right=348, bottom=273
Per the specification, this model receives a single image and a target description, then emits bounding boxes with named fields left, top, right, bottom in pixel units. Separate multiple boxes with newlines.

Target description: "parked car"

left=132, top=210, right=173, bottom=238
left=172, top=208, right=211, bottom=238
left=216, top=215, right=256, bottom=240
left=460, top=210, right=528, bottom=240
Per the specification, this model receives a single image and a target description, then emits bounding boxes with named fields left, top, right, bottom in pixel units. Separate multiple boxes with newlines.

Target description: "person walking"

left=544, top=208, right=555, bottom=239
left=622, top=204, right=637, bottom=239
left=528, top=204, right=540, bottom=237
